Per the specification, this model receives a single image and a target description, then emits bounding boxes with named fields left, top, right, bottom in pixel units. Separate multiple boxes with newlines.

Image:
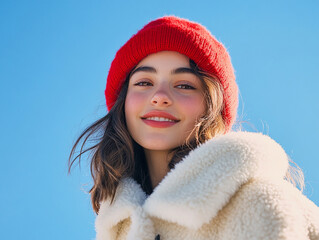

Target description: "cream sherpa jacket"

left=95, top=132, right=319, bottom=240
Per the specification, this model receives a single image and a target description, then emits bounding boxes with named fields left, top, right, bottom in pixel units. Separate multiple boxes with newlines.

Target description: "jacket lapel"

left=143, top=132, right=289, bottom=229
left=95, top=132, right=289, bottom=237
left=95, top=178, right=148, bottom=239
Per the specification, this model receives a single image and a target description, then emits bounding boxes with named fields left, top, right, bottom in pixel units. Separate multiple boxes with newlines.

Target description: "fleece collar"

left=96, top=132, right=289, bottom=232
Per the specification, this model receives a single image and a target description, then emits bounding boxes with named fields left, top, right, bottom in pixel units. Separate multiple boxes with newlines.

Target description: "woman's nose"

left=151, top=89, right=172, bottom=106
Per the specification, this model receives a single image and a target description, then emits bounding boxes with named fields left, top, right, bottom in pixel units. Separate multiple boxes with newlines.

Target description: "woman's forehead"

left=136, top=51, right=190, bottom=68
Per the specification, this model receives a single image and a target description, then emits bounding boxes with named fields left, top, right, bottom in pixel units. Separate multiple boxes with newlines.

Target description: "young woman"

left=69, top=16, right=319, bottom=240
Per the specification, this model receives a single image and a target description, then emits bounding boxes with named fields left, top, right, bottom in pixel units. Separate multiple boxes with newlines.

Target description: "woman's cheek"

left=125, top=91, right=147, bottom=110
left=125, top=91, right=148, bottom=127
left=177, top=94, right=205, bottom=115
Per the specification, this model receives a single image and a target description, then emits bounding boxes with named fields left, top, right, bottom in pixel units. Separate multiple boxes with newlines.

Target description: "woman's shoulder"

left=181, top=131, right=289, bottom=183
left=236, top=177, right=319, bottom=214
left=227, top=178, right=319, bottom=239
left=200, top=131, right=288, bottom=161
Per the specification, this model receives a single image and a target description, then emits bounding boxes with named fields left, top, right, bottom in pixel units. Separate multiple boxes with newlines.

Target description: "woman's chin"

left=139, top=141, right=181, bottom=152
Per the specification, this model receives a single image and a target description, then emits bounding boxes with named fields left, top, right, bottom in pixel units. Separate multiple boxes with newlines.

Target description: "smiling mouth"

left=140, top=111, right=180, bottom=128
left=141, top=111, right=180, bottom=121
left=142, top=117, right=178, bottom=122
left=141, top=118, right=179, bottom=128
left=141, top=114, right=180, bottom=128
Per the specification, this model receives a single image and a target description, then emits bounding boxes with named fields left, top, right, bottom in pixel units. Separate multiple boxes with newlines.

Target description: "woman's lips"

left=142, top=119, right=178, bottom=128
left=141, top=111, right=180, bottom=128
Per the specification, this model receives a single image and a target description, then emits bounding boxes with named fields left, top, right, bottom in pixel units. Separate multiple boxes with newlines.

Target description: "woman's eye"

left=176, top=84, right=195, bottom=90
left=134, top=81, right=152, bottom=86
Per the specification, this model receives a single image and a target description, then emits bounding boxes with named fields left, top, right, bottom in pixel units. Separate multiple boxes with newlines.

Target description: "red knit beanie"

left=105, top=16, right=238, bottom=132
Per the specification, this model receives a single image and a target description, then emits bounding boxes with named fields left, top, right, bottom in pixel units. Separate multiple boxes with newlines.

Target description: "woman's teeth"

left=145, top=117, right=175, bottom=122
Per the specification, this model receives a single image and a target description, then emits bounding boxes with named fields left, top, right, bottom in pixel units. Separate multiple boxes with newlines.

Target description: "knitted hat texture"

left=105, top=16, right=238, bottom=131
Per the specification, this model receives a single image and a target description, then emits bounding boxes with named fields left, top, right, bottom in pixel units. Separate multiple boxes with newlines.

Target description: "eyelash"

left=133, top=81, right=196, bottom=90
left=176, top=84, right=195, bottom=90
left=134, top=81, right=152, bottom=86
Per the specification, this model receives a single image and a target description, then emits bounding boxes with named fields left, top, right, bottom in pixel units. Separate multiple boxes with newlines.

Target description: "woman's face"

left=125, top=51, right=206, bottom=151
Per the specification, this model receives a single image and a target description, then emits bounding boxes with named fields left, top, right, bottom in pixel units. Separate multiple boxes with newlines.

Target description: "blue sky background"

left=0, top=1, right=318, bottom=239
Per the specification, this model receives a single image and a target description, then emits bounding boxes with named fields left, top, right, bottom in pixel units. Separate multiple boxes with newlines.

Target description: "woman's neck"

left=144, top=149, right=172, bottom=189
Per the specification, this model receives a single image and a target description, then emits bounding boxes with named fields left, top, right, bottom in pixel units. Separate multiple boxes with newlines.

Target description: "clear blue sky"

left=0, top=1, right=318, bottom=239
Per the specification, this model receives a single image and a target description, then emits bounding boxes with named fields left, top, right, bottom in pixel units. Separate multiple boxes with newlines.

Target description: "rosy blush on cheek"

left=178, top=95, right=205, bottom=116
left=125, top=92, right=145, bottom=114
left=126, top=91, right=145, bottom=105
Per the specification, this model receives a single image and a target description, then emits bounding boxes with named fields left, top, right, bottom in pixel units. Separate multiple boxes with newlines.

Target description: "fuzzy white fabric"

left=95, top=132, right=319, bottom=240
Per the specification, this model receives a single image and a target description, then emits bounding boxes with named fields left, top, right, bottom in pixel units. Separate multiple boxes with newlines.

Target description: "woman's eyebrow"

left=171, top=67, right=196, bottom=75
left=131, top=66, right=156, bottom=77
left=130, top=66, right=196, bottom=77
